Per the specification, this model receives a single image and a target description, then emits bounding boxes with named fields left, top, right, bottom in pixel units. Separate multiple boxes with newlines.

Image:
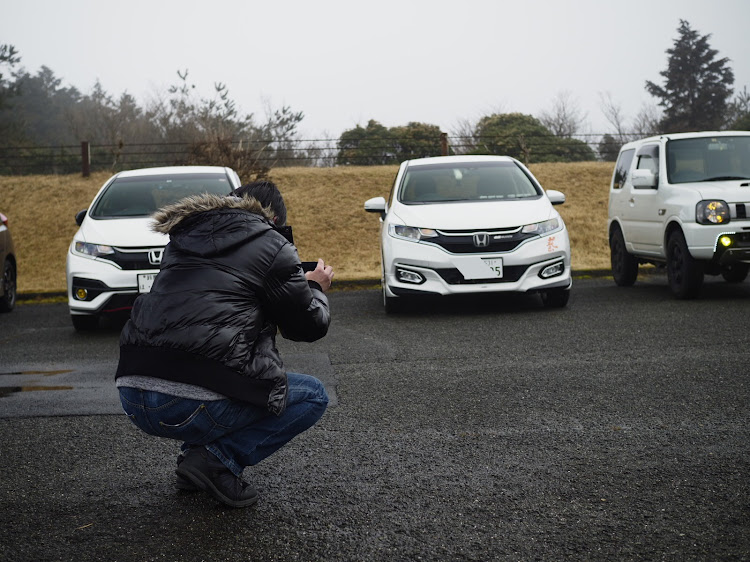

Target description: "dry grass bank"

left=0, top=162, right=614, bottom=294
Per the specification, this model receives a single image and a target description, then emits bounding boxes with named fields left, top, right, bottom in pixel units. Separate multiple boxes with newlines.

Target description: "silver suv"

left=608, top=131, right=750, bottom=298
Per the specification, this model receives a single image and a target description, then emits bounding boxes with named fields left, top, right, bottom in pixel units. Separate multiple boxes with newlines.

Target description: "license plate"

left=482, top=258, right=503, bottom=278
left=137, top=273, right=157, bottom=293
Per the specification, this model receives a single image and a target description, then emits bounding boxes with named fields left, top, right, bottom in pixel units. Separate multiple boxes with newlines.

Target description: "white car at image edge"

left=364, top=155, right=572, bottom=312
left=66, top=166, right=241, bottom=331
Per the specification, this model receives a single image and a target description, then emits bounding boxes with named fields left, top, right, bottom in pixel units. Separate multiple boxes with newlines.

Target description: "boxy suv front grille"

left=429, top=228, right=536, bottom=254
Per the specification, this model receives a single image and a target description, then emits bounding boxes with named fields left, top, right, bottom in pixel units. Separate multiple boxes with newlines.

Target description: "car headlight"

left=388, top=224, right=438, bottom=242
left=73, top=241, right=115, bottom=258
left=521, top=218, right=560, bottom=236
left=696, top=200, right=730, bottom=225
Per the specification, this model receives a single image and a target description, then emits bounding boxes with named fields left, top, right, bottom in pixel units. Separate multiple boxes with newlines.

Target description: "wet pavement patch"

left=0, top=370, right=74, bottom=376
left=0, top=385, right=75, bottom=398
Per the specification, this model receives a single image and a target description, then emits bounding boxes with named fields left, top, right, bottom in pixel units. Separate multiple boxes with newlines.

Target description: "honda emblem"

left=148, top=249, right=164, bottom=265
left=472, top=233, right=490, bottom=248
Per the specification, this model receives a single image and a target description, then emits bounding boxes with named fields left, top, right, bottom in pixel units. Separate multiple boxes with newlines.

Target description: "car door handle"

left=628, top=198, right=635, bottom=206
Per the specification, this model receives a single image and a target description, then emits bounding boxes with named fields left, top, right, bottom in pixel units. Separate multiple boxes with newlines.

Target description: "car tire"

left=71, top=314, right=100, bottom=331
left=382, top=283, right=402, bottom=314
left=721, top=263, right=749, bottom=283
left=540, top=288, right=570, bottom=308
left=666, top=230, right=704, bottom=299
left=0, top=258, right=16, bottom=312
left=609, top=227, right=638, bottom=287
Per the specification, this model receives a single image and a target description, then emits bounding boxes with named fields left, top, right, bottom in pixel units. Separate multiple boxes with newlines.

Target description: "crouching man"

left=116, top=180, right=333, bottom=508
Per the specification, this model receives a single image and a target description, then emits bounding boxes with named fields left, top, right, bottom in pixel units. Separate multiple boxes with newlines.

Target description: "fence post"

left=440, top=132, right=448, bottom=156
left=81, top=141, right=90, bottom=177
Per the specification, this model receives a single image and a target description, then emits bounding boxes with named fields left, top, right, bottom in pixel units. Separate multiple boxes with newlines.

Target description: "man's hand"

left=305, top=259, right=334, bottom=292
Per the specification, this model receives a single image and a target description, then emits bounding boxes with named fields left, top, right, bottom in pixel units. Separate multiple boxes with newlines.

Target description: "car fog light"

left=720, top=235, right=733, bottom=247
left=539, top=261, right=564, bottom=279
left=396, top=268, right=425, bottom=284
left=75, top=288, right=88, bottom=300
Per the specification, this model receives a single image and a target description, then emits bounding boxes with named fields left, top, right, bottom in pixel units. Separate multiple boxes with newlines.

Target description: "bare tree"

left=538, top=91, right=587, bottom=138
left=448, top=117, right=478, bottom=154
left=631, top=103, right=661, bottom=137
left=598, top=91, right=629, bottom=140
left=726, top=85, right=750, bottom=128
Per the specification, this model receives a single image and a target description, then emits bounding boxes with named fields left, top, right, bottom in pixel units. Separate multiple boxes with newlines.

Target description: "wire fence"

left=0, top=132, right=631, bottom=175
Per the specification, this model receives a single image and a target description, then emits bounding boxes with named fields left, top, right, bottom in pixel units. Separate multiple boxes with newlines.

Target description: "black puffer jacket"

left=116, top=194, right=330, bottom=415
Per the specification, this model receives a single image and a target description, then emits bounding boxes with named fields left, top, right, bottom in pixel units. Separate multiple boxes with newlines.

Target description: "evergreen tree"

left=389, top=122, right=444, bottom=161
left=645, top=20, right=734, bottom=132
left=597, top=134, right=621, bottom=162
left=473, top=113, right=595, bottom=163
left=0, top=44, right=20, bottom=110
left=337, top=120, right=444, bottom=165
left=0, top=43, right=23, bottom=143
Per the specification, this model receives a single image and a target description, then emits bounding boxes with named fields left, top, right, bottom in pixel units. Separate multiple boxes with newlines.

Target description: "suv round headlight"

left=696, top=200, right=730, bottom=225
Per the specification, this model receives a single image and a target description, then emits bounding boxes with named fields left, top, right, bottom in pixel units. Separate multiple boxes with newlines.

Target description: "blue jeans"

left=118, top=373, right=328, bottom=476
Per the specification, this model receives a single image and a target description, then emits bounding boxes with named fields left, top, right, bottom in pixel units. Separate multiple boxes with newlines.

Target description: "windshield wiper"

left=704, top=175, right=750, bottom=181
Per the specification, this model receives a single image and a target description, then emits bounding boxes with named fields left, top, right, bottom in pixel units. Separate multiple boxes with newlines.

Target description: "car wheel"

left=71, top=314, right=100, bottom=331
left=0, top=258, right=17, bottom=312
left=541, top=288, right=570, bottom=308
left=666, top=230, right=704, bottom=299
left=382, top=281, right=402, bottom=314
left=609, top=227, right=638, bottom=286
left=721, top=263, right=749, bottom=283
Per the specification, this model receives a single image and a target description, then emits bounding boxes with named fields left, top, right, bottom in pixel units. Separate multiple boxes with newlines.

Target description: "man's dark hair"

left=234, top=181, right=287, bottom=226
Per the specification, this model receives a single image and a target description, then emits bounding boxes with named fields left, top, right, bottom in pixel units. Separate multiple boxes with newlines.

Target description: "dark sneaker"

left=175, top=447, right=258, bottom=508
left=175, top=452, right=199, bottom=491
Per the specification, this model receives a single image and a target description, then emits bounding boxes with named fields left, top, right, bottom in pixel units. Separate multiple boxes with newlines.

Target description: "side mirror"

left=545, top=190, right=566, bottom=205
left=364, top=197, right=387, bottom=218
left=631, top=169, right=657, bottom=189
left=75, top=209, right=88, bottom=226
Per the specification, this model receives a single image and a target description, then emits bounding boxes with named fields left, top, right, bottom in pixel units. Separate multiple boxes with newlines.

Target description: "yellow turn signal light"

left=719, top=235, right=733, bottom=247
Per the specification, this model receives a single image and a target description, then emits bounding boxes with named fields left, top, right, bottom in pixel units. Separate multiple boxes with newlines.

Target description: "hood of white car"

left=391, top=198, right=556, bottom=229
left=681, top=181, right=750, bottom=202
left=76, top=217, right=168, bottom=247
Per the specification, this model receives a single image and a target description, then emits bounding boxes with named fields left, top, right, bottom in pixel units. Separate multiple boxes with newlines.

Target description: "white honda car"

left=66, top=166, right=241, bottom=331
left=364, top=155, right=571, bottom=312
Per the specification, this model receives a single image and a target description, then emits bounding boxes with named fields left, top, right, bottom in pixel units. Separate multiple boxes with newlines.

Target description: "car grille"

left=435, top=265, right=528, bottom=284
left=429, top=228, right=537, bottom=254
left=107, top=247, right=164, bottom=270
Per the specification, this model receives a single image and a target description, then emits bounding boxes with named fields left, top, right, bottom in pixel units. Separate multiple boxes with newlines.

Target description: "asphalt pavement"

left=1, top=274, right=749, bottom=561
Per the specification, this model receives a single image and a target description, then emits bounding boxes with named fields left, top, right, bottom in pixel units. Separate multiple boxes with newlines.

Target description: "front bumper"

left=712, top=231, right=750, bottom=265
left=66, top=252, right=157, bottom=315
left=383, top=229, right=572, bottom=297
left=683, top=222, right=750, bottom=262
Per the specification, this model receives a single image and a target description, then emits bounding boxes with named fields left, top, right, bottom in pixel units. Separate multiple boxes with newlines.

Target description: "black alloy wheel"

left=666, top=230, right=704, bottom=299
left=0, top=258, right=16, bottom=312
left=609, top=227, right=638, bottom=286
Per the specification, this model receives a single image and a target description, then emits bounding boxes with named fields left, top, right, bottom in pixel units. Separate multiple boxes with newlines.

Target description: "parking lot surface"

left=1, top=275, right=749, bottom=561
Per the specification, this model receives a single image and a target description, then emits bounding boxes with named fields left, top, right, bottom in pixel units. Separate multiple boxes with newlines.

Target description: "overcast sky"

left=2, top=0, right=749, bottom=140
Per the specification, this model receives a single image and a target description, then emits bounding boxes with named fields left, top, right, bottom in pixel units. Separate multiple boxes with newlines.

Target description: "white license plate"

left=137, top=273, right=157, bottom=293
left=482, top=258, right=503, bottom=278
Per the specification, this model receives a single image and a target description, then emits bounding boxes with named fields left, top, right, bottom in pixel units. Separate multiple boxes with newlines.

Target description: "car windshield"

left=399, top=161, right=541, bottom=204
left=89, top=173, right=235, bottom=218
left=666, top=136, right=750, bottom=184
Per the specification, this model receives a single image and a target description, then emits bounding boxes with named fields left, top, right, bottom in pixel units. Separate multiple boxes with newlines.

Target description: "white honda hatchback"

left=364, top=155, right=571, bottom=311
left=66, top=166, right=241, bottom=331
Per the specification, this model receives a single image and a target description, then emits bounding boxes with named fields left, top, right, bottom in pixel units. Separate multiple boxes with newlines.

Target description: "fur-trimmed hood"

left=152, top=193, right=278, bottom=258
left=151, top=193, right=274, bottom=234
